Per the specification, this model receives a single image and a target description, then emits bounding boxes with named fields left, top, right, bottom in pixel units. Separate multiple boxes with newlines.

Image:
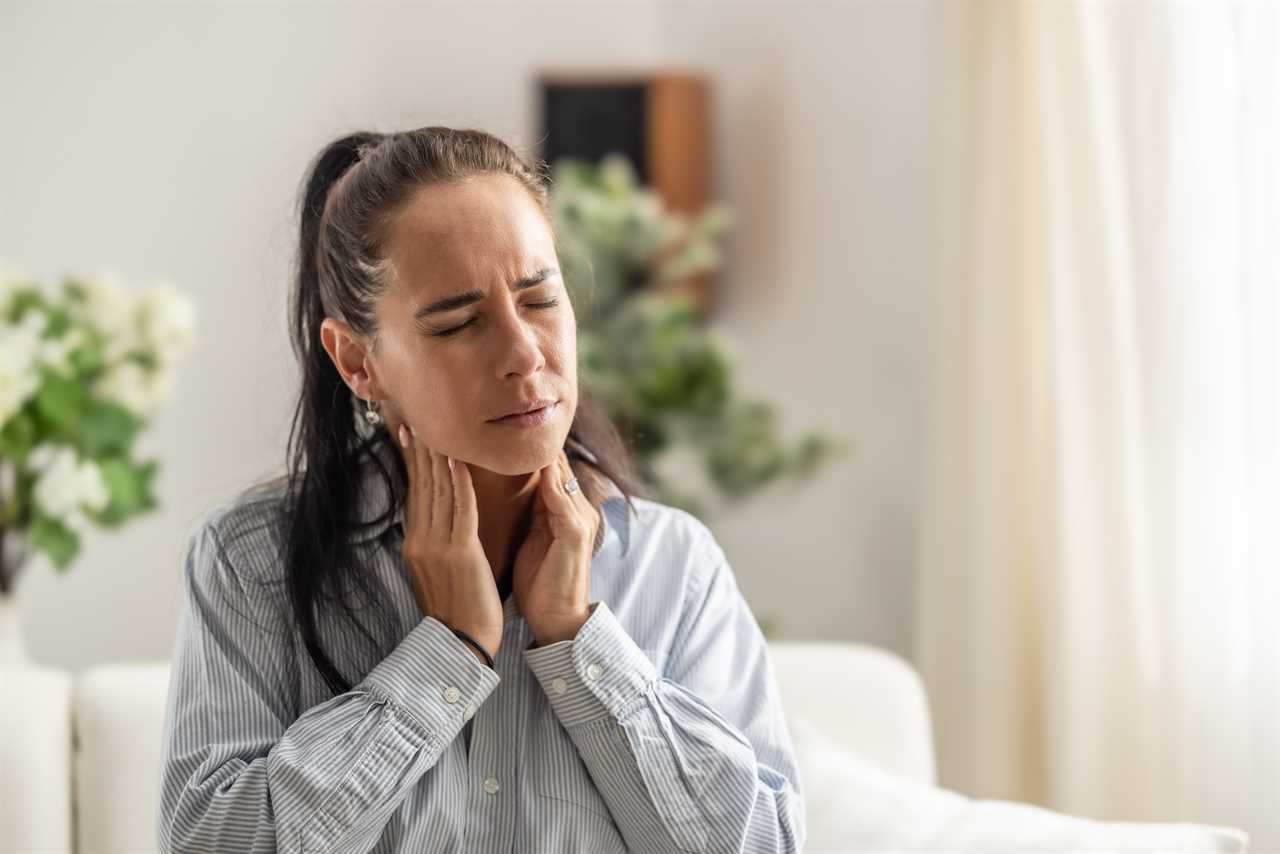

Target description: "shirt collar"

left=347, top=434, right=633, bottom=557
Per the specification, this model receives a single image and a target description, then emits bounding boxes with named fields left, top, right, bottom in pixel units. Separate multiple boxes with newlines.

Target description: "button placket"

left=464, top=608, right=521, bottom=824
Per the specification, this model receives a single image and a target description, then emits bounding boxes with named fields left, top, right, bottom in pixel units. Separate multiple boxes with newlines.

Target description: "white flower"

left=0, top=311, right=46, bottom=426
left=0, top=261, right=29, bottom=317
left=92, top=360, right=157, bottom=418
left=71, top=272, right=196, bottom=376
left=74, top=271, right=142, bottom=363
left=137, top=282, right=196, bottom=367
left=27, top=443, right=110, bottom=520
left=36, top=327, right=84, bottom=376
left=92, top=358, right=179, bottom=419
left=146, top=362, right=178, bottom=405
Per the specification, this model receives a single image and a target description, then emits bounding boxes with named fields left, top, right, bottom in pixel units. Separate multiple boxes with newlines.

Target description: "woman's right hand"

left=396, top=422, right=504, bottom=664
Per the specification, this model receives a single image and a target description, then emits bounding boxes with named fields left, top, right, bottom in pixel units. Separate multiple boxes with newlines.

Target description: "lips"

left=489, top=400, right=558, bottom=427
left=489, top=397, right=557, bottom=421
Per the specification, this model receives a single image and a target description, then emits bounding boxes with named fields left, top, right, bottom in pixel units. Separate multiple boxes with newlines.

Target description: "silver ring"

left=562, top=477, right=579, bottom=495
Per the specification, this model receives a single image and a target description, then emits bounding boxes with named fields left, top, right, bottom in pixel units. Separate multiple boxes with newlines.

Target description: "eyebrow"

left=413, top=267, right=561, bottom=319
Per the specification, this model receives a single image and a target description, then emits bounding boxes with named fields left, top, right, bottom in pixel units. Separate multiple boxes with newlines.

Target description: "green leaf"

left=93, top=456, right=159, bottom=525
left=30, top=512, right=80, bottom=571
left=7, top=288, right=49, bottom=322
left=69, top=338, right=105, bottom=377
left=63, top=279, right=88, bottom=302
left=0, top=409, right=38, bottom=461
left=43, top=305, right=74, bottom=338
left=33, top=368, right=86, bottom=432
left=80, top=399, right=142, bottom=457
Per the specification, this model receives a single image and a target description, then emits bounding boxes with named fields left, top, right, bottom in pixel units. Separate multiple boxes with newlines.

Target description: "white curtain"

left=918, top=1, right=1279, bottom=850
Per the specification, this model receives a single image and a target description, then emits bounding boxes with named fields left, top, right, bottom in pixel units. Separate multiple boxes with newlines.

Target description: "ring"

left=562, top=477, right=579, bottom=495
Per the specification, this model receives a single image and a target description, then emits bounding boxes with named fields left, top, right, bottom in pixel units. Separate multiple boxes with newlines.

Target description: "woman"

left=155, top=126, right=805, bottom=854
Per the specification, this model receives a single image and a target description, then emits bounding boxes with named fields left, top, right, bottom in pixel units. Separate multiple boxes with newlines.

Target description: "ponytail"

left=284, top=132, right=397, bottom=696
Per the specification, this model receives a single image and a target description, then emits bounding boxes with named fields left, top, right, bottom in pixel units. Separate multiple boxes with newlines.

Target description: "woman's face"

left=365, top=172, right=577, bottom=476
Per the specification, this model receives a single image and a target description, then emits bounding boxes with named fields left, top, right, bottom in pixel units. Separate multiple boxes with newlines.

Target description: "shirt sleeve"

left=156, top=521, right=501, bottom=854
left=522, top=541, right=806, bottom=854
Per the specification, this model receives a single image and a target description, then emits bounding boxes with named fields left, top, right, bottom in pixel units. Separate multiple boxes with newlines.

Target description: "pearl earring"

left=364, top=398, right=383, bottom=426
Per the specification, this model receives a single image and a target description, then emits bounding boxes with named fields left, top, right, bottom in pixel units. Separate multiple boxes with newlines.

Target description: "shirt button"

left=548, top=677, right=568, bottom=695
left=442, top=686, right=460, bottom=704
left=585, top=663, right=603, bottom=680
left=463, top=702, right=476, bottom=720
left=483, top=776, right=500, bottom=795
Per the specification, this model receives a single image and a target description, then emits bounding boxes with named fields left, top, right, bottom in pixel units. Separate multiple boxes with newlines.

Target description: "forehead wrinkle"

left=382, top=177, right=554, bottom=307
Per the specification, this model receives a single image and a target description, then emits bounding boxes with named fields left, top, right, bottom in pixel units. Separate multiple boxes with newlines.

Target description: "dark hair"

left=280, top=126, right=645, bottom=696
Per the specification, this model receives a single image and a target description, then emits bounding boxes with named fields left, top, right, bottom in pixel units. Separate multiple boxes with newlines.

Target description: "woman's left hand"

left=512, top=448, right=602, bottom=647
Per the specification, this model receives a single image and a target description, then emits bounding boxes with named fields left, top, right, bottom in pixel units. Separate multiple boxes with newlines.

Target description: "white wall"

left=0, top=0, right=935, bottom=672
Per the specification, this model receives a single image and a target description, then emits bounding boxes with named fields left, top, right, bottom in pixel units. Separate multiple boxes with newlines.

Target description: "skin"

left=319, top=172, right=601, bottom=648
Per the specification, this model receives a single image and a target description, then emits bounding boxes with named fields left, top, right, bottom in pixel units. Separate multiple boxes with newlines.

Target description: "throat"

left=485, top=502, right=533, bottom=606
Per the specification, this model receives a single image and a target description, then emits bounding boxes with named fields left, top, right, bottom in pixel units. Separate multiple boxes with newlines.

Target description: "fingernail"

left=447, top=456, right=455, bottom=472
left=399, top=424, right=409, bottom=447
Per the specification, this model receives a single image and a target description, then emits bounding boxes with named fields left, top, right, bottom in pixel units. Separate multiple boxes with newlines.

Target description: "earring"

left=364, top=398, right=383, bottom=426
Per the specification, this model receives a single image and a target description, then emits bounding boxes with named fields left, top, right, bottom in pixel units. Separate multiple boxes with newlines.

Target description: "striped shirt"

left=156, top=435, right=805, bottom=853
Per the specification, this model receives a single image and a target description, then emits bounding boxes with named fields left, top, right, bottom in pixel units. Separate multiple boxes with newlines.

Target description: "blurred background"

left=1, top=0, right=1276, bottom=852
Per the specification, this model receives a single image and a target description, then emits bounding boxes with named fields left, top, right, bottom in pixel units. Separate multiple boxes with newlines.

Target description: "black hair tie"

left=449, top=626, right=495, bottom=669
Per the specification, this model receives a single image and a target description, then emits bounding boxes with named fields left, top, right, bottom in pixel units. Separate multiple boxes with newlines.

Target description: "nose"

left=492, top=306, right=547, bottom=380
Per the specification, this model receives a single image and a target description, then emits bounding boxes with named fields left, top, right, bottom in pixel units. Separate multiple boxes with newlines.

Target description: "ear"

left=319, top=317, right=384, bottom=400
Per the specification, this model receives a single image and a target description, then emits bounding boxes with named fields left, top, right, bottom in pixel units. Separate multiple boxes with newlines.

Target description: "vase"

left=0, top=587, right=72, bottom=854
left=1, top=523, right=32, bottom=667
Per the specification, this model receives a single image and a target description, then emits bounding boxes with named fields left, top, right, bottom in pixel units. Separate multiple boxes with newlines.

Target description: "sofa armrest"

left=74, top=662, right=171, bottom=854
left=767, top=641, right=937, bottom=787
left=0, top=665, right=73, bottom=854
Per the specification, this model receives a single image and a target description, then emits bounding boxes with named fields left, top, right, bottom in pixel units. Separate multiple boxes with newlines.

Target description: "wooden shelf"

left=537, top=71, right=716, bottom=321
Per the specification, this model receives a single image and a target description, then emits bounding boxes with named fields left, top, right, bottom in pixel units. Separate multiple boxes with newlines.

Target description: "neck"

left=465, top=463, right=544, bottom=589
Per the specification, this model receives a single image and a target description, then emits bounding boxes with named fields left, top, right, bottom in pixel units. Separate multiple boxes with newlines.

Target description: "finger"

left=429, top=446, right=452, bottom=536
left=411, top=426, right=435, bottom=530
left=540, top=453, right=580, bottom=531
left=558, top=449, right=586, bottom=506
left=449, top=455, right=478, bottom=543
left=399, top=423, right=423, bottom=527
left=570, top=450, right=603, bottom=536
left=398, top=423, right=413, bottom=479
left=558, top=450, right=597, bottom=537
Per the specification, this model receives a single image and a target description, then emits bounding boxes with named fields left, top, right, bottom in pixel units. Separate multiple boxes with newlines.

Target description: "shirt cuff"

left=522, top=600, right=659, bottom=728
left=361, top=615, right=502, bottom=742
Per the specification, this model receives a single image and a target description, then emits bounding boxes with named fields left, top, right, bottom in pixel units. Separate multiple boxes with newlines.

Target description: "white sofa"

left=0, top=641, right=936, bottom=854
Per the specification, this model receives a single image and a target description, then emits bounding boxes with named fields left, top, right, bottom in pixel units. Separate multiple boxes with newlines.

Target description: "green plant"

left=550, top=153, right=852, bottom=555
left=0, top=267, right=196, bottom=593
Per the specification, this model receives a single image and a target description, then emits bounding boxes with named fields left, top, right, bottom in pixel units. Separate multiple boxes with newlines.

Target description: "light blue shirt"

left=156, top=435, right=806, bottom=853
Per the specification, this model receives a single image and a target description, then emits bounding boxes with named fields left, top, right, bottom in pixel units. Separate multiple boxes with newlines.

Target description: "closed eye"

left=432, top=299, right=561, bottom=338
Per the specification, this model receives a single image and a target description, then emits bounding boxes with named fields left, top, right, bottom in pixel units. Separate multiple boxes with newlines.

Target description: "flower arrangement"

left=0, top=266, right=196, bottom=596
left=551, top=154, right=852, bottom=521
left=549, top=155, right=852, bottom=638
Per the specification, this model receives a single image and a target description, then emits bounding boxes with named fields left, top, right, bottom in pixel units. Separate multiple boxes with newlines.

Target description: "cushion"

left=788, top=715, right=1251, bottom=854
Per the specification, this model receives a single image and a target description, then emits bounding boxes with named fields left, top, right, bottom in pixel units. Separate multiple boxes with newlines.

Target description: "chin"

left=472, top=432, right=568, bottom=476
